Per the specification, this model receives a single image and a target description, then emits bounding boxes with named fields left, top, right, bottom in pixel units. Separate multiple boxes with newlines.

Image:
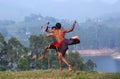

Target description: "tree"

left=17, top=56, right=30, bottom=71
left=66, top=51, right=84, bottom=71
left=42, top=50, right=58, bottom=69
left=7, top=37, right=25, bottom=71
left=28, top=34, right=50, bottom=69
left=0, top=33, right=8, bottom=71
left=85, top=59, right=97, bottom=71
left=66, top=51, right=97, bottom=71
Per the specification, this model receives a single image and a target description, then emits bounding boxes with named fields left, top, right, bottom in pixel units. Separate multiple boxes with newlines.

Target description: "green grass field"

left=0, top=69, right=120, bottom=79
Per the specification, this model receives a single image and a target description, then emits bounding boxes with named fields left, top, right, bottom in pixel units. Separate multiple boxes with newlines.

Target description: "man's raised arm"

left=45, top=22, right=54, bottom=33
left=64, top=20, right=76, bottom=33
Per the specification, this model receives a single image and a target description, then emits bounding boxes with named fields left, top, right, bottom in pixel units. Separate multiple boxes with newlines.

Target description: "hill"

left=0, top=13, right=120, bottom=49
left=0, top=70, right=120, bottom=79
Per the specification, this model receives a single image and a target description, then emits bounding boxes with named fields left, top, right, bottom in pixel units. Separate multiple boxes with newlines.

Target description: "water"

left=83, top=56, right=120, bottom=72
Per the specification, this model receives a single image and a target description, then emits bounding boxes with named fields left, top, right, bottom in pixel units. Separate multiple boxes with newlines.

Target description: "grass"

left=0, top=69, right=120, bottom=79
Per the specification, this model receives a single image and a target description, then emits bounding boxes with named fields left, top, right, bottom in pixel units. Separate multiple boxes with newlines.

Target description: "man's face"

left=52, top=26, right=57, bottom=30
left=53, top=28, right=56, bottom=30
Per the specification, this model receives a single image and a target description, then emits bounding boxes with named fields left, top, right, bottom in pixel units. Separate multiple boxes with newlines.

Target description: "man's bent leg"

left=69, top=37, right=80, bottom=45
left=39, top=45, right=49, bottom=60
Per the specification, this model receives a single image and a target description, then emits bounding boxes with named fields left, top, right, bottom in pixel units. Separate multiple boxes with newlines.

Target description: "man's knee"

left=70, top=39, right=80, bottom=44
left=44, top=45, right=49, bottom=49
left=57, top=52, right=62, bottom=58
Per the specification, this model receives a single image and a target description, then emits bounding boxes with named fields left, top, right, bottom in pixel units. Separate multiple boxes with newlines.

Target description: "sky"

left=0, top=0, right=120, bottom=22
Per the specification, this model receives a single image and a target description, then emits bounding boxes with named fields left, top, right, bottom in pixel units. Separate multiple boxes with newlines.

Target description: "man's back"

left=52, top=29, right=66, bottom=43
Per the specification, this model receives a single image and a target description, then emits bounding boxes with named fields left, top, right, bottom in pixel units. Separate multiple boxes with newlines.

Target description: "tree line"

left=23, top=14, right=120, bottom=50
left=0, top=33, right=96, bottom=71
left=0, top=14, right=120, bottom=50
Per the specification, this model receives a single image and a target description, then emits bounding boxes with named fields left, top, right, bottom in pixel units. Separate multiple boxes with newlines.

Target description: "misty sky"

left=0, top=0, right=120, bottom=22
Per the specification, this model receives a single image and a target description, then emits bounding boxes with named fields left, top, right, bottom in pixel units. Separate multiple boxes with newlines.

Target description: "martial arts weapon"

left=40, top=22, right=50, bottom=34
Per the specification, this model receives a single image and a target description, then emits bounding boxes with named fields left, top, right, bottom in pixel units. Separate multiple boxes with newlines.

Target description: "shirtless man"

left=39, top=26, right=80, bottom=60
left=45, top=21, right=79, bottom=72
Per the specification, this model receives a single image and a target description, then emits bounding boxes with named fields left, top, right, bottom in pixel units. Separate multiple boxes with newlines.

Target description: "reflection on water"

left=83, top=56, right=120, bottom=72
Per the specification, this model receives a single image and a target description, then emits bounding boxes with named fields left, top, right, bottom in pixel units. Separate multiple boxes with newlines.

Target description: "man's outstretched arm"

left=44, top=33, right=53, bottom=37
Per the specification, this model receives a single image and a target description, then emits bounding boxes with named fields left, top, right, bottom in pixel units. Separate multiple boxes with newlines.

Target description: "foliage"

left=17, top=56, right=30, bottom=71
left=28, top=34, right=54, bottom=70
left=66, top=51, right=84, bottom=70
left=66, top=51, right=96, bottom=71
left=7, top=37, right=27, bottom=71
left=7, top=37, right=24, bottom=62
left=29, top=34, right=52, bottom=56
left=1, top=14, right=120, bottom=50
left=0, top=33, right=8, bottom=71
left=0, top=32, right=97, bottom=71
left=85, top=59, right=97, bottom=71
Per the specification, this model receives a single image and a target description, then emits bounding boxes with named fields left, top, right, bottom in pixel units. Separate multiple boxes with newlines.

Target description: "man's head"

left=51, top=26, right=56, bottom=29
left=55, top=23, right=61, bottom=29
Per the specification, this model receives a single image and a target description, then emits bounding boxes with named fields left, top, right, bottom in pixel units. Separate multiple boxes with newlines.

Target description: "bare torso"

left=46, top=21, right=76, bottom=43
left=52, top=29, right=65, bottom=43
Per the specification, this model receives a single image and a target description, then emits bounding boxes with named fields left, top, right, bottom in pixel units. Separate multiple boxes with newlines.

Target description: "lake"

left=83, top=56, right=120, bottom=72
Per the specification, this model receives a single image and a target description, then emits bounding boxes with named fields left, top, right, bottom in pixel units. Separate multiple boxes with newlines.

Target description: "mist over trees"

left=0, top=14, right=120, bottom=50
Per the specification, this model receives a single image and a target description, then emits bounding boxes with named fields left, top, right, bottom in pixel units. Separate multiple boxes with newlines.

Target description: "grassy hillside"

left=0, top=69, right=120, bottom=79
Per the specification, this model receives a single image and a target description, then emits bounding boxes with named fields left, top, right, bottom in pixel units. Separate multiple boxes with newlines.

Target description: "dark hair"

left=51, top=26, right=56, bottom=29
left=55, top=23, right=61, bottom=29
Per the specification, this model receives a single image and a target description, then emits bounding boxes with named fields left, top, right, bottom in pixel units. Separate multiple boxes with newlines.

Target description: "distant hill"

left=0, top=13, right=120, bottom=49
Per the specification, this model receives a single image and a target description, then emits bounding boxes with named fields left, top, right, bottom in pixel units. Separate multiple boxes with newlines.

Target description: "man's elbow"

left=70, top=29, right=74, bottom=32
left=45, top=29, right=48, bottom=32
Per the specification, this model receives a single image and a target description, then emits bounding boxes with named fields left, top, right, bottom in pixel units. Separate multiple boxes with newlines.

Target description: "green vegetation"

left=0, top=14, right=120, bottom=73
left=0, top=32, right=96, bottom=71
left=0, top=70, right=120, bottom=79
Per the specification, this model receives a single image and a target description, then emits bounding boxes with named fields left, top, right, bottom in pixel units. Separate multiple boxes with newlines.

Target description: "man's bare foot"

left=71, top=36, right=79, bottom=39
left=59, top=70, right=62, bottom=74
left=68, top=65, right=72, bottom=72
left=59, top=67, right=62, bottom=74
left=39, top=55, right=44, bottom=61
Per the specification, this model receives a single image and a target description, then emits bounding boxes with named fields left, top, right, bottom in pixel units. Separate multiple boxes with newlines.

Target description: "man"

left=45, top=21, right=80, bottom=72
left=39, top=26, right=80, bottom=60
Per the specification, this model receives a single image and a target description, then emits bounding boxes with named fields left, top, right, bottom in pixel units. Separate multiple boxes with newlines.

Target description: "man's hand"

left=45, top=22, right=49, bottom=32
left=40, top=26, right=44, bottom=30
left=73, top=20, right=77, bottom=25
left=47, top=22, right=49, bottom=26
